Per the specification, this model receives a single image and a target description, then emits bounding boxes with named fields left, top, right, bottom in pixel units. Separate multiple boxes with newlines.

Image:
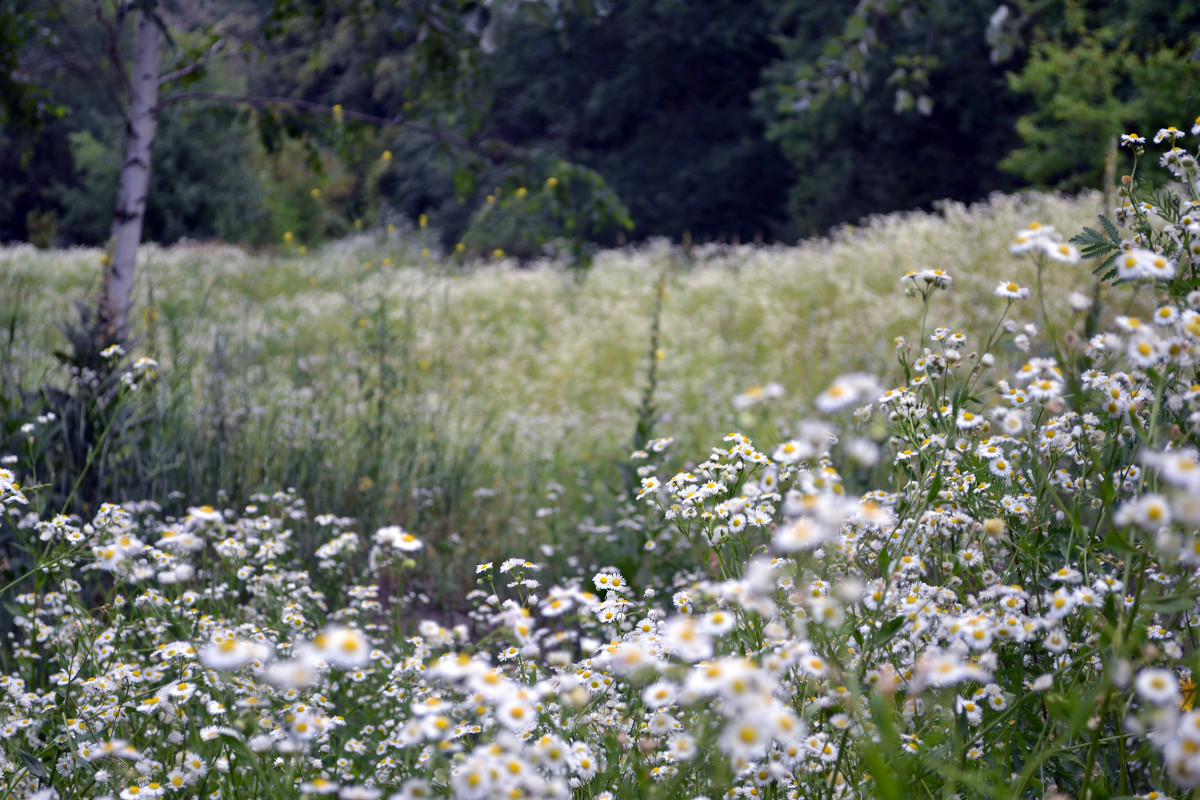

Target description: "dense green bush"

left=758, top=0, right=1025, bottom=236
left=1001, top=31, right=1200, bottom=191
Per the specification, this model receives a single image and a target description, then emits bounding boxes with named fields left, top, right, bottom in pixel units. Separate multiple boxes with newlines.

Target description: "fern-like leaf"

left=1099, top=214, right=1120, bottom=243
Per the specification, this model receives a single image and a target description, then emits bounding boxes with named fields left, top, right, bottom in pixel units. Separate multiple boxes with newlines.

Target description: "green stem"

left=1078, top=688, right=1113, bottom=800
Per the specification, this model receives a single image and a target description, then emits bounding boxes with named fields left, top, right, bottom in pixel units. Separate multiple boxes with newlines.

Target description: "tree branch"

left=158, top=91, right=518, bottom=162
left=158, top=37, right=225, bottom=87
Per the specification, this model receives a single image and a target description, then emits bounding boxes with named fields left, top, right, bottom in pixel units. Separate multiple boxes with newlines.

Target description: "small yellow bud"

left=332, top=104, right=344, bottom=123
left=492, top=248, right=505, bottom=259
left=381, top=150, right=393, bottom=163
left=515, top=187, right=527, bottom=198
left=298, top=245, right=307, bottom=255
left=283, top=231, right=294, bottom=243
left=310, top=187, right=321, bottom=199
left=546, top=176, right=558, bottom=188
left=418, top=213, right=428, bottom=228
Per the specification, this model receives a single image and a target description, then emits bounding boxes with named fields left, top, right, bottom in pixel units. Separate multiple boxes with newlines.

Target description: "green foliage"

left=148, top=107, right=272, bottom=244
left=758, top=0, right=1024, bottom=235
left=257, top=137, right=358, bottom=246
left=1071, top=133, right=1200, bottom=297
left=485, top=0, right=795, bottom=242
left=1001, top=30, right=1200, bottom=189
left=24, top=208, right=58, bottom=249
left=1070, top=214, right=1123, bottom=280
left=459, top=161, right=633, bottom=265
left=1, top=307, right=163, bottom=520
left=0, top=2, right=66, bottom=149
left=54, top=129, right=119, bottom=244
left=11, top=0, right=1199, bottom=258
left=54, top=107, right=272, bottom=246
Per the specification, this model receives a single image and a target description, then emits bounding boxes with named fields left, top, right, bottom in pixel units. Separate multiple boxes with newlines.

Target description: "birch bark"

left=96, top=8, right=161, bottom=345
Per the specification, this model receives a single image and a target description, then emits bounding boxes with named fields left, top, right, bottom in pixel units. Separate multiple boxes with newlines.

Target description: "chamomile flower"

left=1155, top=126, right=1185, bottom=144
left=995, top=281, right=1030, bottom=299
left=1136, top=669, right=1182, bottom=706
left=308, top=625, right=372, bottom=669
left=1114, top=494, right=1172, bottom=531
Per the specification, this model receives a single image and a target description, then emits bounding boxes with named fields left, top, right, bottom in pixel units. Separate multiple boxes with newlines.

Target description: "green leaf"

left=19, top=749, right=49, bottom=781
left=1070, top=225, right=1120, bottom=261
left=925, top=472, right=943, bottom=504
left=1091, top=252, right=1118, bottom=278
left=872, top=616, right=906, bottom=649
left=1099, top=214, right=1121, bottom=243
left=1102, top=526, right=1135, bottom=555
left=864, top=694, right=902, bottom=800
left=218, top=733, right=258, bottom=768
left=861, top=741, right=902, bottom=800
left=1149, top=593, right=1196, bottom=613
left=842, top=13, right=868, bottom=42
left=1044, top=690, right=1097, bottom=733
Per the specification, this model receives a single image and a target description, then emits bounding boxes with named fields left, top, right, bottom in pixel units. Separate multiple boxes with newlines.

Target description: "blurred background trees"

left=2, top=0, right=1198, bottom=252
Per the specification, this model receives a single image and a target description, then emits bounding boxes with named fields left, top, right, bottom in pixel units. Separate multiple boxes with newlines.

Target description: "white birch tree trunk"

left=96, top=8, right=161, bottom=346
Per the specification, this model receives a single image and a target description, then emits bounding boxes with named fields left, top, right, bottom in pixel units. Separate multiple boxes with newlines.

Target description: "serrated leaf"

left=1070, top=226, right=1104, bottom=245
left=1071, top=228, right=1120, bottom=262
left=1099, top=214, right=1121, bottom=242
left=1091, top=252, right=1118, bottom=277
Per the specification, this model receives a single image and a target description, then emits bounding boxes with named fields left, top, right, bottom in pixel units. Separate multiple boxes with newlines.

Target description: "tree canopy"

left=3, top=0, right=1198, bottom=251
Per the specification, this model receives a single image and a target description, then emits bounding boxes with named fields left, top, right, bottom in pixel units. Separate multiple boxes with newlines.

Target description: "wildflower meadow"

left=4, top=122, right=1200, bottom=800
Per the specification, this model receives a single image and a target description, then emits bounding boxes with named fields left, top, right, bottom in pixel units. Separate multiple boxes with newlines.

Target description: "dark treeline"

left=3, top=0, right=1198, bottom=252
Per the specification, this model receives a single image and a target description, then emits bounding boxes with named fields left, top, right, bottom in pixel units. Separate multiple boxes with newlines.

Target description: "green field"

left=2, top=190, right=1103, bottom=558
